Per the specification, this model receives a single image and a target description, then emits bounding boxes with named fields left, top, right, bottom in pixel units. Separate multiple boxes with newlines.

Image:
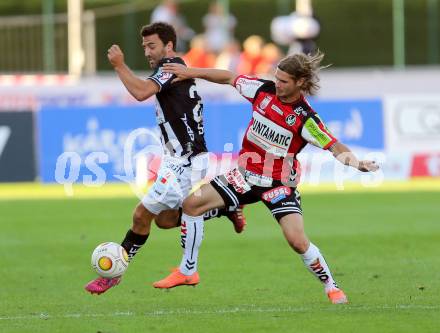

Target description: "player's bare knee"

left=155, top=221, right=175, bottom=229
left=291, top=239, right=309, bottom=254
left=132, top=207, right=151, bottom=229
left=183, top=204, right=204, bottom=216
left=132, top=211, right=145, bottom=229
left=155, top=212, right=179, bottom=229
left=284, top=232, right=309, bottom=253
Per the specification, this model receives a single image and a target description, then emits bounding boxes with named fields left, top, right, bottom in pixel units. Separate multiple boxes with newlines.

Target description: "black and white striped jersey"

left=147, top=57, right=207, bottom=157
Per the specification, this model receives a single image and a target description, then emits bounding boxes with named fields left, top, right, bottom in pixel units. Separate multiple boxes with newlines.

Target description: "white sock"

left=179, top=213, right=204, bottom=276
left=301, top=242, right=339, bottom=291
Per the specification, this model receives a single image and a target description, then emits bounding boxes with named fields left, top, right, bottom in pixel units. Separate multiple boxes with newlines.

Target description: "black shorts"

left=211, top=168, right=302, bottom=222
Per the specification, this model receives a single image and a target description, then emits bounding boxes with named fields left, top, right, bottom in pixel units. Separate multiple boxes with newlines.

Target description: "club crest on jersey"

left=285, top=114, right=297, bottom=126
left=262, top=186, right=292, bottom=203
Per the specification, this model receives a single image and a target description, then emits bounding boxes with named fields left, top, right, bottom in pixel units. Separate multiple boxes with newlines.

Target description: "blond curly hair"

left=277, top=51, right=328, bottom=96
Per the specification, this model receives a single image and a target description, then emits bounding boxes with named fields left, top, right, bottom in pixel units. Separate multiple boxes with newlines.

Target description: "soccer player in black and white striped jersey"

left=85, top=22, right=245, bottom=295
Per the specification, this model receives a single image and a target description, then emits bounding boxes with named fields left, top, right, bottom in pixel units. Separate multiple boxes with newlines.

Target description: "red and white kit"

left=234, top=75, right=337, bottom=183
left=211, top=75, right=338, bottom=221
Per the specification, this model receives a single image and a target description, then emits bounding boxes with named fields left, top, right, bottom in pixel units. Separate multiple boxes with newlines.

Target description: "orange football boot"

left=153, top=269, right=200, bottom=289
left=327, top=288, right=348, bottom=304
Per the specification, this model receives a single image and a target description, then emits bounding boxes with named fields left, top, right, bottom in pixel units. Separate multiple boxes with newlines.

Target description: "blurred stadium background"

left=1, top=1, right=439, bottom=332
left=1, top=0, right=439, bottom=188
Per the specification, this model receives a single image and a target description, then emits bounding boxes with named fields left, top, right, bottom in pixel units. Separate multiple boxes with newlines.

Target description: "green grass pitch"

left=1, top=191, right=439, bottom=332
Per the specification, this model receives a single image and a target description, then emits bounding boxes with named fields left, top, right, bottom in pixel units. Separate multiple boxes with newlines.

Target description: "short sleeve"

left=233, top=75, right=268, bottom=103
left=147, top=65, right=175, bottom=92
left=301, top=113, right=337, bottom=149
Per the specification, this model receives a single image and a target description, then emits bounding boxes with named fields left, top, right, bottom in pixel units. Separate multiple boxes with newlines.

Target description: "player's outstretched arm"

left=329, top=142, right=379, bottom=172
left=163, top=63, right=237, bottom=85
left=108, top=44, right=159, bottom=101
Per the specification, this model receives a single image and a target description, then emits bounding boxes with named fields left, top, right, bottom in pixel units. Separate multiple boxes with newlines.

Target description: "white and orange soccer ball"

left=91, top=242, right=129, bottom=278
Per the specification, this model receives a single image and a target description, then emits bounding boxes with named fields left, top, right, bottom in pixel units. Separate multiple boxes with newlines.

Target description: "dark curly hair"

left=140, top=22, right=177, bottom=51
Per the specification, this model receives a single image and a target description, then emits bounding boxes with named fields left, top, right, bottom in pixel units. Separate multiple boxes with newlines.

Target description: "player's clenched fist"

left=107, top=44, right=124, bottom=68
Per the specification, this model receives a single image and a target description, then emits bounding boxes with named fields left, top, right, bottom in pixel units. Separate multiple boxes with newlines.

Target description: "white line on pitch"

left=0, top=304, right=439, bottom=322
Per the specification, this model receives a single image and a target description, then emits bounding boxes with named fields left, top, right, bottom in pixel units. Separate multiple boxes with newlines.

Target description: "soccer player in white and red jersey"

left=153, top=52, right=379, bottom=304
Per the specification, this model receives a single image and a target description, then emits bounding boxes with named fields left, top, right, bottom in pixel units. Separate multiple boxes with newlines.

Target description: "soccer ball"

left=91, top=242, right=129, bottom=278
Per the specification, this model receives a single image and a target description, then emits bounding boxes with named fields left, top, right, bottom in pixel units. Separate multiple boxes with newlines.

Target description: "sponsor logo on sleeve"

left=303, top=117, right=333, bottom=148
left=155, top=68, right=173, bottom=85
left=235, top=77, right=264, bottom=99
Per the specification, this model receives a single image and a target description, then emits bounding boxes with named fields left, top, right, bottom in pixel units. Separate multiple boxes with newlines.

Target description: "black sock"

left=121, top=229, right=149, bottom=262
left=176, top=207, right=183, bottom=226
